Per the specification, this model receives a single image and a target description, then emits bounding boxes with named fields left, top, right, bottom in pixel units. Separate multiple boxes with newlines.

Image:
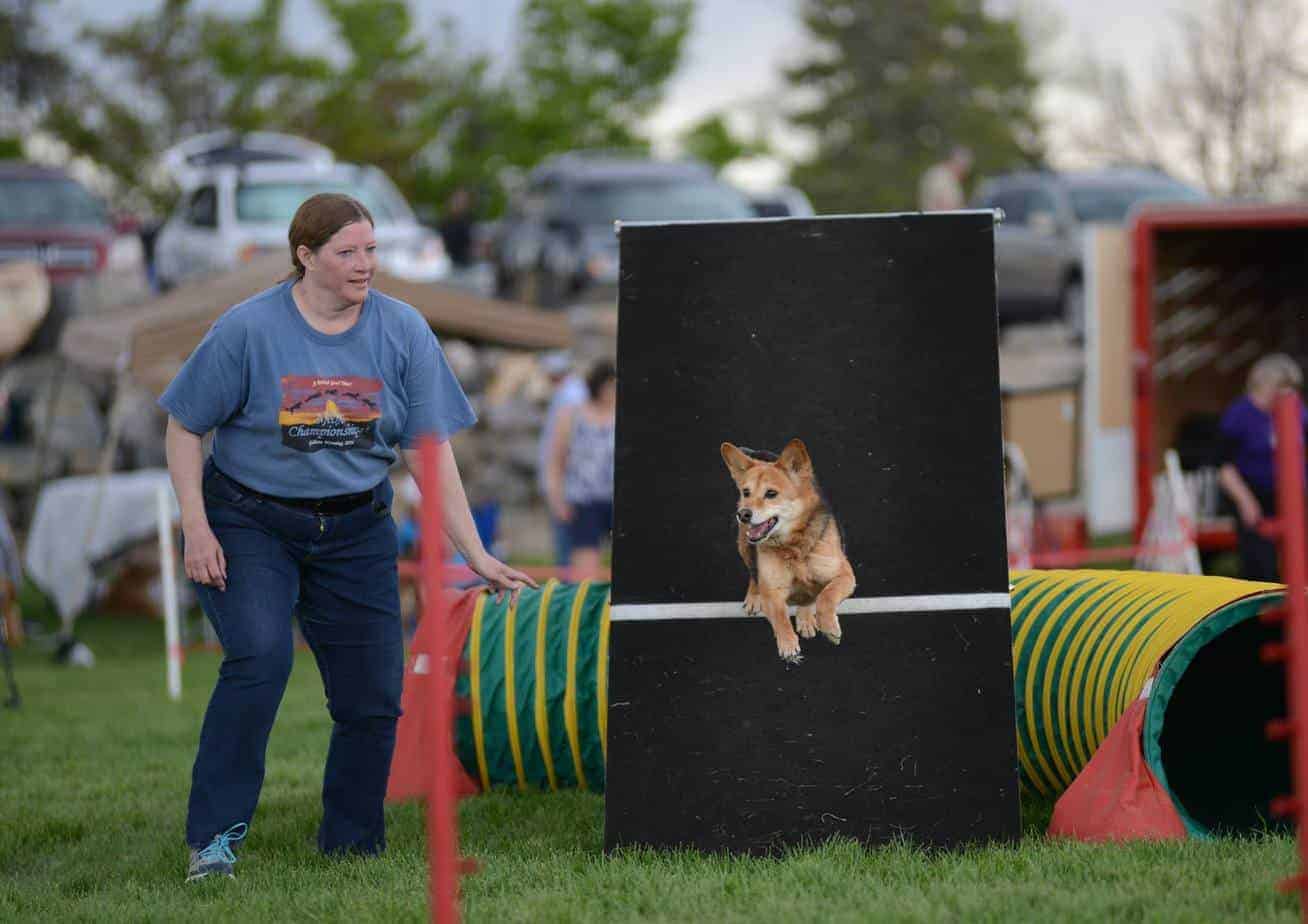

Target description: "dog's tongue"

left=748, top=517, right=776, bottom=541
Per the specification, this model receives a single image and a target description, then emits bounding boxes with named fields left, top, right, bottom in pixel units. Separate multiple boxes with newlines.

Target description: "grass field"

left=1, top=605, right=1301, bottom=923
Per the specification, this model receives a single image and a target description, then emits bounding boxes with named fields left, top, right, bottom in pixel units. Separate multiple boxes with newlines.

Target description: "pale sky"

left=48, top=0, right=1191, bottom=190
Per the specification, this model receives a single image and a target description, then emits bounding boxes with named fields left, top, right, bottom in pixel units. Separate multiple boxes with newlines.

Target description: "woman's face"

left=1251, top=380, right=1297, bottom=410
left=300, top=220, right=378, bottom=305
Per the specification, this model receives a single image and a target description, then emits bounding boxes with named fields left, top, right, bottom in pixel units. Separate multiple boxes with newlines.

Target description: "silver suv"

left=970, top=167, right=1206, bottom=333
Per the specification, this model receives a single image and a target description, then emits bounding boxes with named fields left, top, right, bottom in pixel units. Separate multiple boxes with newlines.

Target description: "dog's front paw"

left=777, top=633, right=803, bottom=664
left=744, top=591, right=764, bottom=616
left=795, top=607, right=818, bottom=639
left=818, top=610, right=842, bottom=646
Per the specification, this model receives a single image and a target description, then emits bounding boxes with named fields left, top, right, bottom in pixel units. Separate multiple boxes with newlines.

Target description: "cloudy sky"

left=51, top=0, right=1180, bottom=188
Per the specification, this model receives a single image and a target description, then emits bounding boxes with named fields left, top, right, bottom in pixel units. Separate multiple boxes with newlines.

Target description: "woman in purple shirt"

left=1218, top=353, right=1306, bottom=581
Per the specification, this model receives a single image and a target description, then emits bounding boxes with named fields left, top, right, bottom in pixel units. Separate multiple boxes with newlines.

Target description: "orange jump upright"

left=417, top=436, right=466, bottom=924
left=1261, top=392, right=1308, bottom=912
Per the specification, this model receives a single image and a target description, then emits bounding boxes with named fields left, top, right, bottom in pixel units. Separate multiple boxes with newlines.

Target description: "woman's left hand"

left=469, top=551, right=539, bottom=604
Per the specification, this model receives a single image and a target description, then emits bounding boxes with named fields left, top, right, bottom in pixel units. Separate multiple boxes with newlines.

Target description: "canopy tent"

left=58, top=255, right=573, bottom=395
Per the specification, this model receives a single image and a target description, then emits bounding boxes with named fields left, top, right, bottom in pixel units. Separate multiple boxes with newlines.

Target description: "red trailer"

left=1131, top=204, right=1308, bottom=547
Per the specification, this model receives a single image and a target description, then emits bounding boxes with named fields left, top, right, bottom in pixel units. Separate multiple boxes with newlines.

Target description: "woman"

left=546, top=360, right=616, bottom=580
left=161, top=193, right=534, bottom=881
left=1218, top=353, right=1306, bottom=582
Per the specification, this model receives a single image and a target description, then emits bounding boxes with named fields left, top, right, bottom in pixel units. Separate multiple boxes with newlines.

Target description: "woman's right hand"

left=183, top=519, right=227, bottom=591
left=550, top=497, right=574, bottom=523
left=1238, top=495, right=1263, bottom=529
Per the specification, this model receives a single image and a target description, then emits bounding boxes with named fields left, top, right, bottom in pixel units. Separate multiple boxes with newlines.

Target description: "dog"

left=720, top=438, right=856, bottom=664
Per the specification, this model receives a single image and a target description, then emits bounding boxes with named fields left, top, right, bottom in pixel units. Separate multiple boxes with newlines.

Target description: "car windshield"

left=236, top=176, right=406, bottom=224
left=1068, top=183, right=1205, bottom=222
left=569, top=180, right=754, bottom=225
left=0, top=178, right=108, bottom=227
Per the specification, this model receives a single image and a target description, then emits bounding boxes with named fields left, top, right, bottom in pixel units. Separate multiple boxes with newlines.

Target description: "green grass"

left=1, top=611, right=1301, bottom=922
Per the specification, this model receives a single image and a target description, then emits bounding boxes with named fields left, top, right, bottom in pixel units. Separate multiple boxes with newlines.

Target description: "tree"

left=1069, top=0, right=1307, bottom=198
left=200, top=0, right=333, bottom=134
left=514, top=0, right=694, bottom=153
left=679, top=113, right=769, bottom=171
left=34, top=0, right=699, bottom=218
left=300, top=2, right=457, bottom=194
left=418, top=0, right=700, bottom=217
left=786, top=0, right=1043, bottom=213
left=0, top=0, right=70, bottom=119
left=41, top=0, right=330, bottom=208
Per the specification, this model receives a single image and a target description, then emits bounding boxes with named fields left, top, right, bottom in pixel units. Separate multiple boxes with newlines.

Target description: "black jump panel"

left=605, top=608, right=1018, bottom=854
left=605, top=214, right=1019, bottom=854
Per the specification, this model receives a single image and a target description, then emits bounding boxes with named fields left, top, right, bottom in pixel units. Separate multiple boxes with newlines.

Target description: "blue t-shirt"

left=159, top=280, right=476, bottom=498
left=1219, top=395, right=1308, bottom=502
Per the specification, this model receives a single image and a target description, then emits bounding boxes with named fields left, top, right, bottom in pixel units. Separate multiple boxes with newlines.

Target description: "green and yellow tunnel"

left=452, top=571, right=1287, bottom=836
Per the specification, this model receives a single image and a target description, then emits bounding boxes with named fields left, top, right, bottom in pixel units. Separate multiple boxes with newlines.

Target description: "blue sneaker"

left=186, top=823, right=248, bottom=882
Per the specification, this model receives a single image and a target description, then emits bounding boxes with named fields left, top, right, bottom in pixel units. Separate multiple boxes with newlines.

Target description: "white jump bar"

left=610, top=592, right=1012, bottom=622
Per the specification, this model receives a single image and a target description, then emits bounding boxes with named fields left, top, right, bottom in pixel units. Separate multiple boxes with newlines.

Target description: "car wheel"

left=1060, top=279, right=1085, bottom=341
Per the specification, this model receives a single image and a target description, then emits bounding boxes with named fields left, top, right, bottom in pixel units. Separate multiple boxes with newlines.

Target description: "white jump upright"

left=156, top=481, right=182, bottom=702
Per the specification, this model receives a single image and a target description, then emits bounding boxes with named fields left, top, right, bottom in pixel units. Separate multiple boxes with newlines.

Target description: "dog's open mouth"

left=746, top=516, right=778, bottom=543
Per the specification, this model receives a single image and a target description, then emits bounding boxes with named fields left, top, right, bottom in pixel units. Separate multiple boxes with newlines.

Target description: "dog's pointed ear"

left=778, top=438, right=813, bottom=481
left=721, top=442, right=754, bottom=481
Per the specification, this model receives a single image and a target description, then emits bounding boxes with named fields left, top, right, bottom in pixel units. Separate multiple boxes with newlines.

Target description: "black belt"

left=217, top=468, right=375, bottom=515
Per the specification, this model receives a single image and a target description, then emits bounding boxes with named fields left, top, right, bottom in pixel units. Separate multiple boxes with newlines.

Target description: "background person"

left=918, top=145, right=973, bottom=212
left=546, top=359, right=616, bottom=581
left=537, top=351, right=587, bottom=567
left=1218, top=353, right=1307, bottom=582
left=438, top=186, right=475, bottom=271
left=161, top=192, right=533, bottom=882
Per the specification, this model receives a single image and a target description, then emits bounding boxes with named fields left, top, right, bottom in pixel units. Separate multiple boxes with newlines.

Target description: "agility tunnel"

left=452, top=580, right=611, bottom=794
left=420, top=570, right=1290, bottom=836
left=1011, top=569, right=1287, bottom=837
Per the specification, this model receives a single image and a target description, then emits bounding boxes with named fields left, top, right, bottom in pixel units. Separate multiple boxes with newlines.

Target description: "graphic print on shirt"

left=279, top=375, right=382, bottom=452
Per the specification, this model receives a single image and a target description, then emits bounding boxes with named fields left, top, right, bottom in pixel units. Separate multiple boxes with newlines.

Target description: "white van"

left=154, top=159, right=450, bottom=289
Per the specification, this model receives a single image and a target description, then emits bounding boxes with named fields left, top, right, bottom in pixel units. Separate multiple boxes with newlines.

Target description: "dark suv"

left=491, top=152, right=754, bottom=307
left=970, top=167, right=1206, bottom=332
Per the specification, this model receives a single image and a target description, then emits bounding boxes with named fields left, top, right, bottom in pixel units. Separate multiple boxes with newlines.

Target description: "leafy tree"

left=414, top=0, right=699, bottom=218
left=36, top=0, right=699, bottom=219
left=786, top=0, right=1043, bottom=213
left=201, top=0, right=332, bottom=134
left=42, top=0, right=329, bottom=208
left=514, top=0, right=694, bottom=153
left=0, top=0, right=70, bottom=120
left=679, top=113, right=769, bottom=171
left=1068, top=0, right=1308, bottom=198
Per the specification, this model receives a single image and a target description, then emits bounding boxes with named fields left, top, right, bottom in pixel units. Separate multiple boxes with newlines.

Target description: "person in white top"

left=537, top=352, right=588, bottom=566
left=918, top=146, right=974, bottom=212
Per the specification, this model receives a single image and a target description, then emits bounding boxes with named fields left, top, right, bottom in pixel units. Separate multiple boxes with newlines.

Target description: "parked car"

left=491, top=152, right=755, bottom=307
left=969, top=167, right=1207, bottom=333
left=153, top=160, right=450, bottom=289
left=748, top=186, right=816, bottom=218
left=0, top=162, right=149, bottom=352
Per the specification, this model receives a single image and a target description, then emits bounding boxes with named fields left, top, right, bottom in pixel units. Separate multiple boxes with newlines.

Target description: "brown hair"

left=585, top=358, right=617, bottom=400
left=284, top=193, right=374, bottom=281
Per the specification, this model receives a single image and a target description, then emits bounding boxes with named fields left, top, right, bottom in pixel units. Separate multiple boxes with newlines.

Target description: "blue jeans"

left=186, top=460, right=403, bottom=855
left=552, top=516, right=573, bottom=566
